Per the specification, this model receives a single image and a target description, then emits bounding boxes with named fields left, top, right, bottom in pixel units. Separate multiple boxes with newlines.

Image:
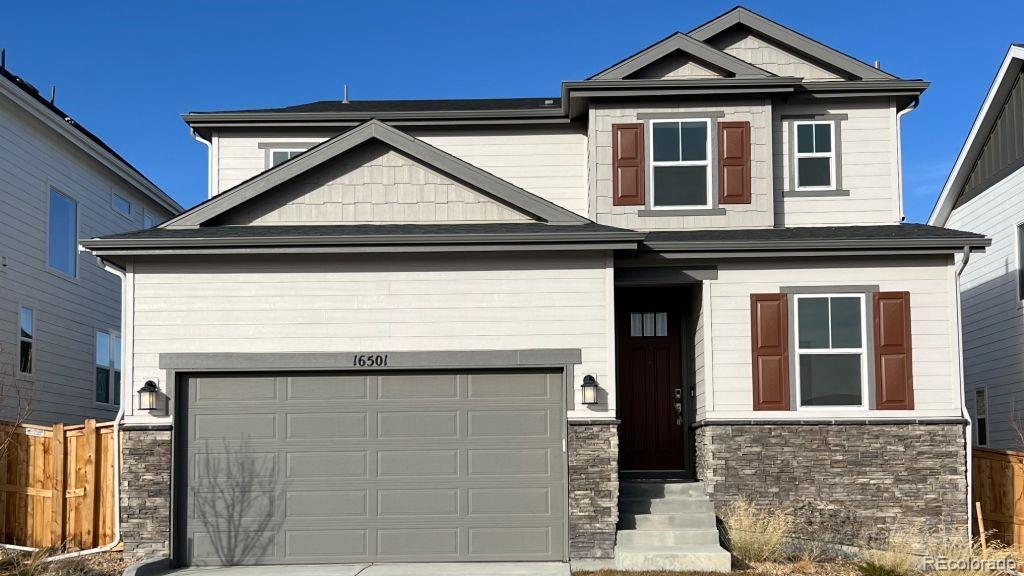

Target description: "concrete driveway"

left=152, top=562, right=571, bottom=576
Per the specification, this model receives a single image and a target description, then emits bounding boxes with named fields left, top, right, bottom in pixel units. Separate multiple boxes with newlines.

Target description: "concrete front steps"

left=614, top=480, right=731, bottom=572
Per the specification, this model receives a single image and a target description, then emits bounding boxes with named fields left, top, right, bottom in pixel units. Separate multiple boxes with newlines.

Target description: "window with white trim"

left=269, top=148, right=305, bottom=168
left=112, top=193, right=131, bottom=217
left=18, top=307, right=33, bottom=376
left=95, top=330, right=121, bottom=405
left=649, top=119, right=711, bottom=208
left=794, top=121, right=835, bottom=190
left=975, top=388, right=988, bottom=446
left=143, top=210, right=156, bottom=229
left=794, top=294, right=868, bottom=408
left=47, top=188, right=77, bottom=277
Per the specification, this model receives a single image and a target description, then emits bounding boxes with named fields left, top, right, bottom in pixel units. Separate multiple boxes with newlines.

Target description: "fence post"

left=50, top=423, right=65, bottom=548
left=81, top=420, right=96, bottom=548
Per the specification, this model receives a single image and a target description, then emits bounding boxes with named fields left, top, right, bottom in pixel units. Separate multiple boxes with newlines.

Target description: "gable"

left=956, top=68, right=1024, bottom=210
left=214, top=142, right=533, bottom=225
left=707, top=28, right=843, bottom=81
left=625, top=51, right=728, bottom=80
left=588, top=32, right=771, bottom=81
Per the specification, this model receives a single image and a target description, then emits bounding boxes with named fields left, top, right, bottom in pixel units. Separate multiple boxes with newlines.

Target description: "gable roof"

left=0, top=64, right=182, bottom=214
left=929, top=45, right=1024, bottom=226
left=163, top=119, right=589, bottom=228
left=688, top=6, right=897, bottom=81
left=587, top=31, right=774, bottom=80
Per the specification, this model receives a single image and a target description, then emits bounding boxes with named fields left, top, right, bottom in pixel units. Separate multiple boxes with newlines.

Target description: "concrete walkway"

left=158, top=562, right=571, bottom=576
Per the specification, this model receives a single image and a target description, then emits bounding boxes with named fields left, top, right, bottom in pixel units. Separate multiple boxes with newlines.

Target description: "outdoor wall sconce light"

left=581, top=375, right=600, bottom=405
left=137, top=380, right=160, bottom=412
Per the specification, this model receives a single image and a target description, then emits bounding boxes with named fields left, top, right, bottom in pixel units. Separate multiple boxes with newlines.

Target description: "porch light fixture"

left=581, top=375, right=600, bottom=405
left=137, top=380, right=160, bottom=412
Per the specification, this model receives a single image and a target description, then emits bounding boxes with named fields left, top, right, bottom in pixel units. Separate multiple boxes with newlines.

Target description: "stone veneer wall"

left=568, top=421, right=619, bottom=559
left=121, top=428, right=173, bottom=562
left=695, top=422, right=969, bottom=548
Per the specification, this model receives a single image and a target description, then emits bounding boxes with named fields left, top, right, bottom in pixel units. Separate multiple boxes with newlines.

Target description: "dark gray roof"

left=643, top=224, right=988, bottom=250
left=194, top=98, right=563, bottom=116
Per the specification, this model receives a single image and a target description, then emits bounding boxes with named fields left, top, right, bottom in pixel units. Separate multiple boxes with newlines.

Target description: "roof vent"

left=543, top=99, right=555, bottom=106
left=342, top=84, right=349, bottom=104
left=873, top=60, right=880, bottom=69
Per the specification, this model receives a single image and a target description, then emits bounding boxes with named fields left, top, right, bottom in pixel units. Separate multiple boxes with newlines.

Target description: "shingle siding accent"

left=568, top=421, right=619, bottom=559
left=708, top=28, right=844, bottom=81
left=695, top=422, right=968, bottom=548
left=120, top=429, right=172, bottom=562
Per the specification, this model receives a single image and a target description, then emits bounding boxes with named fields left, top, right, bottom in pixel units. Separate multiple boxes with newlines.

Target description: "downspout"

left=191, top=128, right=214, bottom=199
left=954, top=245, right=973, bottom=535
left=46, top=260, right=128, bottom=560
left=895, top=98, right=919, bottom=222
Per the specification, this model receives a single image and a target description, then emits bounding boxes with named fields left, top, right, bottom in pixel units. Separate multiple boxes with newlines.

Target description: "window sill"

left=783, top=189, right=850, bottom=198
left=638, top=208, right=727, bottom=217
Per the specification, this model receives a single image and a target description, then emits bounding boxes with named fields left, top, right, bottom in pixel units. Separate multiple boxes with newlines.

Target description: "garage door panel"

left=184, top=370, right=566, bottom=565
left=195, top=375, right=278, bottom=402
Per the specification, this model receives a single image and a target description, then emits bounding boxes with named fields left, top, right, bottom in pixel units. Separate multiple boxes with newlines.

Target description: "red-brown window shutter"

left=750, top=293, right=790, bottom=411
left=612, top=123, right=645, bottom=206
left=873, top=291, right=914, bottom=410
left=718, top=121, right=751, bottom=205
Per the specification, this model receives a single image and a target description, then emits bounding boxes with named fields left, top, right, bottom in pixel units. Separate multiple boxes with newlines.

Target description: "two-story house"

left=84, top=8, right=987, bottom=571
left=929, top=45, right=1024, bottom=451
left=0, top=61, right=180, bottom=424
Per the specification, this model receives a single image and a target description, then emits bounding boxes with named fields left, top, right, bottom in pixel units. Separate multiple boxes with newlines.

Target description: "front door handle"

left=673, top=388, right=683, bottom=425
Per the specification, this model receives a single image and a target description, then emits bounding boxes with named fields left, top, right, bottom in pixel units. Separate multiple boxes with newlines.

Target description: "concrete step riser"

left=620, top=483, right=707, bottom=498
left=618, top=513, right=718, bottom=530
left=619, top=498, right=714, bottom=514
left=617, top=529, right=721, bottom=547
left=615, top=549, right=731, bottom=572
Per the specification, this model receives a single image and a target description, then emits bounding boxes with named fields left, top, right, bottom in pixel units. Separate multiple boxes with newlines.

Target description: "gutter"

left=954, top=246, right=974, bottom=536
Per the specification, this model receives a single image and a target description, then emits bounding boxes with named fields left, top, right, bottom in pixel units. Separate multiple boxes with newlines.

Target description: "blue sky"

left=2, top=1, right=1020, bottom=221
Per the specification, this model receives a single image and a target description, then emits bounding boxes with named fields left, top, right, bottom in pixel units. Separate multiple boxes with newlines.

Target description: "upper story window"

left=95, top=330, right=121, bottom=405
left=269, top=149, right=305, bottom=168
left=143, top=210, right=156, bottom=229
left=794, top=294, right=867, bottom=408
left=112, top=193, right=132, bottom=217
left=794, top=121, right=835, bottom=190
left=18, top=307, right=34, bottom=376
left=649, top=119, right=711, bottom=208
left=47, top=188, right=77, bottom=278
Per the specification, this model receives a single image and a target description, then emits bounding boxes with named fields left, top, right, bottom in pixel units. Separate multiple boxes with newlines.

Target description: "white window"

left=649, top=119, right=712, bottom=208
left=95, top=330, right=121, bottom=405
left=18, top=307, right=33, bottom=376
left=269, top=148, right=305, bottom=168
left=975, top=388, right=988, bottom=446
left=112, top=193, right=131, bottom=217
left=793, top=294, right=868, bottom=408
left=143, top=210, right=156, bottom=229
left=48, top=188, right=77, bottom=277
left=794, top=121, right=835, bottom=190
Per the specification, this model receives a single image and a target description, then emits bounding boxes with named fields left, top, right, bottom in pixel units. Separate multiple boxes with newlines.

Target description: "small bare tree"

left=0, top=354, right=34, bottom=462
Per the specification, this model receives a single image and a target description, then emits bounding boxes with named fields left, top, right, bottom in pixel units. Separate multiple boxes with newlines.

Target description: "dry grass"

left=721, top=499, right=797, bottom=564
left=0, top=550, right=127, bottom=576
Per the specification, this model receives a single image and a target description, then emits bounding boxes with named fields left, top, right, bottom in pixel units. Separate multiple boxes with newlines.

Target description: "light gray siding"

left=627, top=52, right=725, bottom=80
left=948, top=163, right=1024, bottom=449
left=0, top=93, right=175, bottom=423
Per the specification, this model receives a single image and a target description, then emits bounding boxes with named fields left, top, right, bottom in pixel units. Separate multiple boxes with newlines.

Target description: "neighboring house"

left=930, top=45, right=1024, bottom=451
left=0, top=61, right=181, bottom=424
left=85, top=7, right=987, bottom=570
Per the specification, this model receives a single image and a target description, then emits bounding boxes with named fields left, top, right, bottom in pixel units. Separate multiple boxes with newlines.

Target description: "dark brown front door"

left=617, top=288, right=688, bottom=473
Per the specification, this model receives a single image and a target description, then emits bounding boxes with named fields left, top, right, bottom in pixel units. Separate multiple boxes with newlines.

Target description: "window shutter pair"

left=749, top=292, right=913, bottom=411
left=610, top=121, right=751, bottom=206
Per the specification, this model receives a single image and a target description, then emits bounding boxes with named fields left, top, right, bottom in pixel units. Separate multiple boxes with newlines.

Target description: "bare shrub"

left=722, top=498, right=797, bottom=563
left=920, top=529, right=1018, bottom=576
left=858, top=524, right=922, bottom=576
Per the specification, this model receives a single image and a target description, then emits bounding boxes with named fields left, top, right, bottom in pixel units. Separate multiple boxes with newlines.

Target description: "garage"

left=177, top=369, right=568, bottom=566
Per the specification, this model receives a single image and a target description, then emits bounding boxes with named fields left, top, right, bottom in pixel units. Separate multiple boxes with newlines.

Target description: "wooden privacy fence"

left=972, top=447, right=1024, bottom=549
left=0, top=420, right=116, bottom=550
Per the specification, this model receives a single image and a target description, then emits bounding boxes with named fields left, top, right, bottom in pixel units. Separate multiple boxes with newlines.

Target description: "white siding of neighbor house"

left=947, top=164, right=1024, bottom=449
left=588, top=99, right=775, bottom=230
left=0, top=93, right=175, bottom=424
left=217, top=143, right=532, bottom=225
left=773, top=99, right=901, bottom=226
left=211, top=127, right=589, bottom=217
left=697, top=256, right=960, bottom=420
left=122, top=252, right=615, bottom=424
left=708, top=28, right=845, bottom=81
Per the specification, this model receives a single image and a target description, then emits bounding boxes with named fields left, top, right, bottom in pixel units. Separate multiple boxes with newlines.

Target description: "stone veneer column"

left=120, top=427, right=173, bottom=562
left=568, top=420, right=619, bottom=559
left=695, top=421, right=969, bottom=548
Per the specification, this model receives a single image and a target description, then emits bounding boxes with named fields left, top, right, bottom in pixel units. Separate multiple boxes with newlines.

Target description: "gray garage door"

left=181, top=370, right=567, bottom=566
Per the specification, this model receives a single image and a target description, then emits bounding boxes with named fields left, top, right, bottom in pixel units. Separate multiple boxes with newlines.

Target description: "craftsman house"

left=85, top=7, right=985, bottom=571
